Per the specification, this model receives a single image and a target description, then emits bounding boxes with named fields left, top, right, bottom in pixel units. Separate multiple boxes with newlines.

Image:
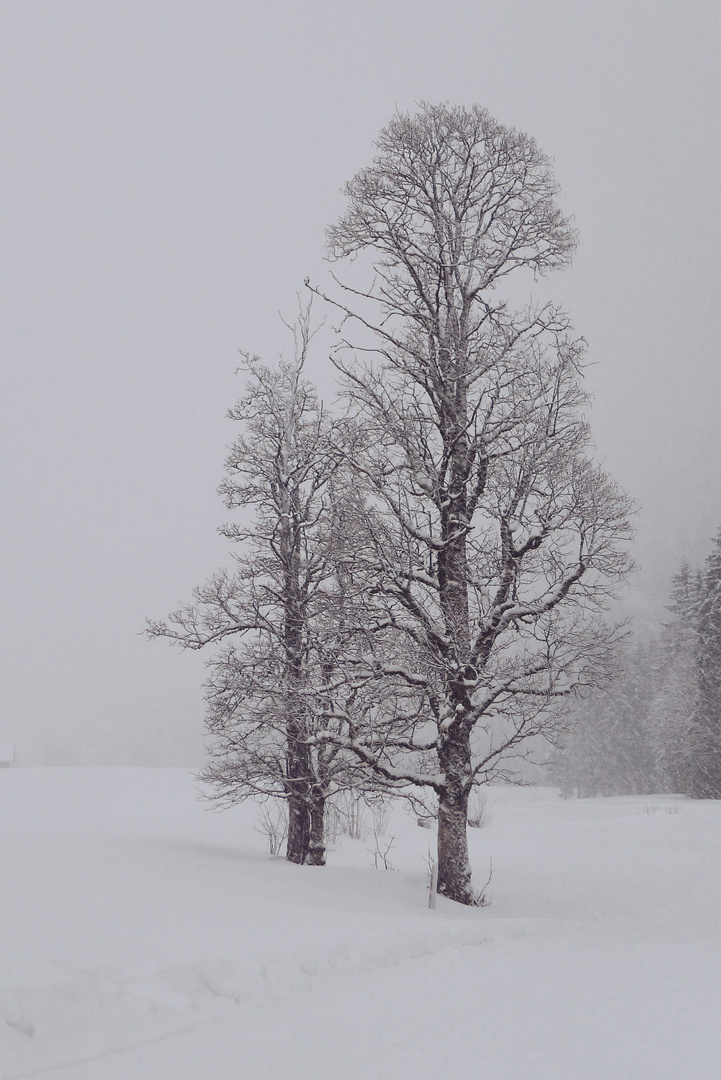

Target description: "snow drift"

left=1, top=768, right=719, bottom=1079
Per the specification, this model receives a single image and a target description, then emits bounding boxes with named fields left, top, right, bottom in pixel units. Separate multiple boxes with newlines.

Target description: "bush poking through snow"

left=325, top=793, right=369, bottom=842
left=473, top=858, right=494, bottom=907
left=326, top=794, right=393, bottom=845
left=467, top=789, right=492, bottom=829
left=367, top=832, right=397, bottom=870
left=255, top=802, right=288, bottom=856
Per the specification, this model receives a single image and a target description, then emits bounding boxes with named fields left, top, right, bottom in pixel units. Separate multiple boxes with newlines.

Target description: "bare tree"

left=310, top=103, right=633, bottom=903
left=148, top=307, right=351, bottom=865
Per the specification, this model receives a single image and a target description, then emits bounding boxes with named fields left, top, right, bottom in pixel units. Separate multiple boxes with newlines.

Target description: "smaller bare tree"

left=148, top=306, right=358, bottom=865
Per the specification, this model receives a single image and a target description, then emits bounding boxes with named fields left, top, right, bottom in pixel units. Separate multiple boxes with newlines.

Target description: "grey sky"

left=1, top=1, right=719, bottom=765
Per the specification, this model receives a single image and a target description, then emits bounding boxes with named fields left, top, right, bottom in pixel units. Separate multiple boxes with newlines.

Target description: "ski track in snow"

left=2, top=769, right=720, bottom=1079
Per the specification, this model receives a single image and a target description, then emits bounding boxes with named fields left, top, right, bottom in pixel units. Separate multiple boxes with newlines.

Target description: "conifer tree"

left=688, top=532, right=721, bottom=797
left=655, top=561, right=700, bottom=792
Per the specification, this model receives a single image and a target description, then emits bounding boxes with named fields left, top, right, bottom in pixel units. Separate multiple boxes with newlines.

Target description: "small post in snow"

left=428, top=857, right=438, bottom=909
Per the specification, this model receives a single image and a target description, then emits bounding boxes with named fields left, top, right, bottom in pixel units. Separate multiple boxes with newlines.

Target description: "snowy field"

left=1, top=769, right=720, bottom=1080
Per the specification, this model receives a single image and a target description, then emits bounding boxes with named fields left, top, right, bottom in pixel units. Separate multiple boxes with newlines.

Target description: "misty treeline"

left=148, top=103, right=634, bottom=905
left=549, top=535, right=721, bottom=800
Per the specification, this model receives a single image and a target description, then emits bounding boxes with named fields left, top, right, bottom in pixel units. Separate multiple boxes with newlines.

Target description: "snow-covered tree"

left=548, top=559, right=707, bottom=799
left=653, top=561, right=701, bottom=793
left=548, top=640, right=668, bottom=797
left=148, top=309, right=355, bottom=865
left=311, top=103, right=633, bottom=903
left=688, top=532, right=721, bottom=797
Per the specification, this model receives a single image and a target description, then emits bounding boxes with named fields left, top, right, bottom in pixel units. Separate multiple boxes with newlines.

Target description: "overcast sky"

left=1, top=0, right=719, bottom=765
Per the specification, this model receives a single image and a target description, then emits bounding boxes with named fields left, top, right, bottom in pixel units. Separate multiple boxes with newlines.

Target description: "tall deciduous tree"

left=148, top=310, right=349, bottom=865
left=312, top=104, right=633, bottom=903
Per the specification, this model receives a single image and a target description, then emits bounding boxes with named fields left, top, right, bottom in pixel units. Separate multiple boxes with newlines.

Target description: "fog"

left=1, top=0, right=718, bottom=765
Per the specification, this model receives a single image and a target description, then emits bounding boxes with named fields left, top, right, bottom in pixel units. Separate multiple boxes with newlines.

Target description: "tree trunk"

left=434, top=549, right=476, bottom=902
left=286, top=793, right=311, bottom=864
left=434, top=375, right=476, bottom=903
left=436, top=718, right=474, bottom=904
left=436, top=782, right=473, bottom=904
left=307, top=789, right=327, bottom=865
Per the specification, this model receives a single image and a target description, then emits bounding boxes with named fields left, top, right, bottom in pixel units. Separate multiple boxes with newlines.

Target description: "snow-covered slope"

left=1, top=769, right=719, bottom=1079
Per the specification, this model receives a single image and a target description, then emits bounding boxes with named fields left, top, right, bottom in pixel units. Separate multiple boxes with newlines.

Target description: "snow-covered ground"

left=1, top=768, right=719, bottom=1079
